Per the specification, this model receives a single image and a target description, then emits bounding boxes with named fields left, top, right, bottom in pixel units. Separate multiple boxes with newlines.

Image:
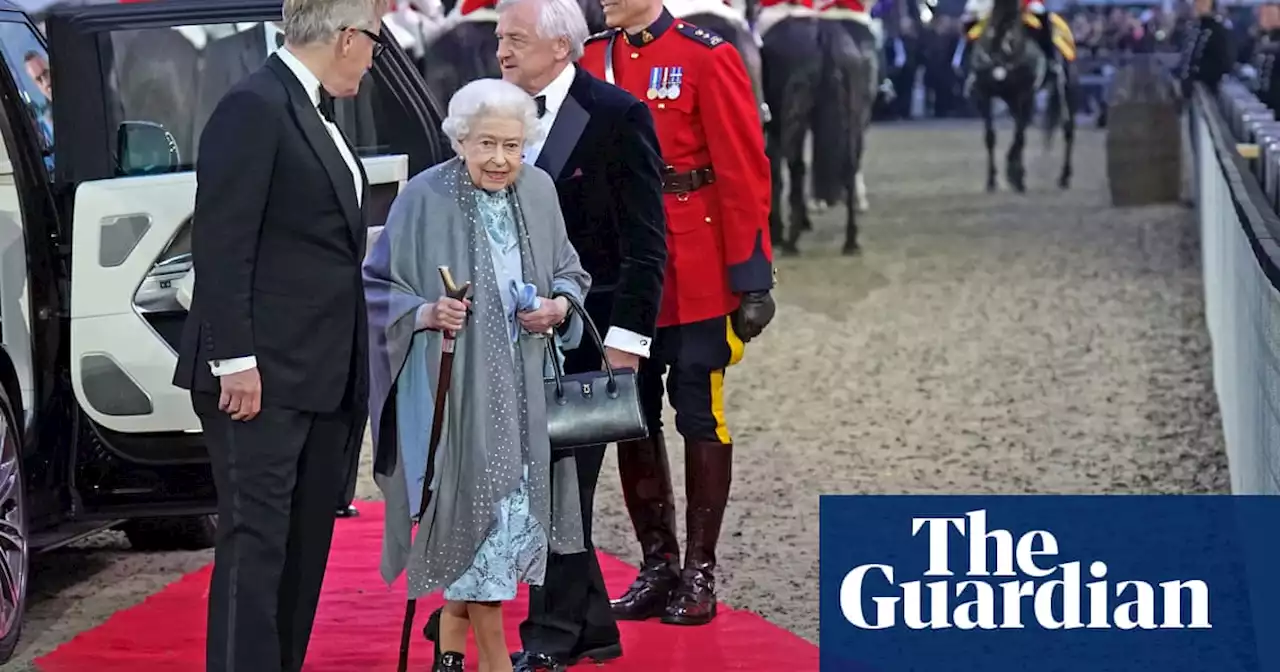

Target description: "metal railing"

left=1190, top=79, right=1280, bottom=493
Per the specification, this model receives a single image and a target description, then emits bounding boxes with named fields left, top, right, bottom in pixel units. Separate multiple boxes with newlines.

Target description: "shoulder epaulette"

left=585, top=29, right=616, bottom=45
left=675, top=22, right=727, bottom=49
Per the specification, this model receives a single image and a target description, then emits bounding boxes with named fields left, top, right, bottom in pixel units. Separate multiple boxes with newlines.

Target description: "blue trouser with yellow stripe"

left=612, top=314, right=745, bottom=625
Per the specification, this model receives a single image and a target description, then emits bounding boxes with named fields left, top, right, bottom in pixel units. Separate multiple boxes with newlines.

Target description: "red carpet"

left=36, top=502, right=817, bottom=671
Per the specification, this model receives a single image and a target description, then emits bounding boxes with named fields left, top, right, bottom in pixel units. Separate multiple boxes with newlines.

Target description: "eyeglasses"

left=343, top=26, right=386, bottom=58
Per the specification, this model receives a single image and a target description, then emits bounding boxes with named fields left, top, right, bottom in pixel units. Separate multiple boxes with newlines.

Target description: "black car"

left=0, top=0, right=448, bottom=660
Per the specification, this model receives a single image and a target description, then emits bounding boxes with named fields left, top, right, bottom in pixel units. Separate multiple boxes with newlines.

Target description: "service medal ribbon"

left=668, top=65, right=683, bottom=99
left=658, top=67, right=670, bottom=99
left=647, top=66, right=661, bottom=100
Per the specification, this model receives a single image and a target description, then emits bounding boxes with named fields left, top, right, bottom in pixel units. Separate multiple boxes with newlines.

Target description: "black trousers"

left=337, top=422, right=364, bottom=509
left=196, top=391, right=363, bottom=672
left=637, top=314, right=742, bottom=443
left=518, top=291, right=621, bottom=656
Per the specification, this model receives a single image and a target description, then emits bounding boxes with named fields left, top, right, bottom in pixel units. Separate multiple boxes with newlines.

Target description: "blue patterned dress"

left=441, top=187, right=549, bottom=602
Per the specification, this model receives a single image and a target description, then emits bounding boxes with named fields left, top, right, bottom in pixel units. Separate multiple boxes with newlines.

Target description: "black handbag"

left=543, top=292, right=649, bottom=452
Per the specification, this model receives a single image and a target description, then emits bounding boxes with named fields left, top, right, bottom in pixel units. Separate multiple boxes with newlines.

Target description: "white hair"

left=496, top=0, right=591, bottom=61
left=282, top=0, right=388, bottom=46
left=441, top=78, right=546, bottom=151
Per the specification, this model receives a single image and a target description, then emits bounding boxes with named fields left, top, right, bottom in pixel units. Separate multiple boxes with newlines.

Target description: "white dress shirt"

left=521, top=65, right=654, bottom=359
left=209, top=47, right=365, bottom=377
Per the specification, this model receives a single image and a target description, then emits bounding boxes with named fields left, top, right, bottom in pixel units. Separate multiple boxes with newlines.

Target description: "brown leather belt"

left=662, top=165, right=715, bottom=194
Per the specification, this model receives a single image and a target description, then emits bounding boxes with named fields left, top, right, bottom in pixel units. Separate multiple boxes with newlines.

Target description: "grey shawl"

left=364, top=157, right=590, bottom=596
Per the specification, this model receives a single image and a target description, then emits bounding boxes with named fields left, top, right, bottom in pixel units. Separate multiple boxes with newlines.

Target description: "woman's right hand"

left=419, top=296, right=471, bottom=331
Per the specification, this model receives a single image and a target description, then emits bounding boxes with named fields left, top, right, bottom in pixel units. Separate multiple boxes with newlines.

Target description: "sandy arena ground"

left=4, top=120, right=1228, bottom=669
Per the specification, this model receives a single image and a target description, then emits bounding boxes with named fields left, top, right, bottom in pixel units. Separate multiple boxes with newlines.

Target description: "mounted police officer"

left=954, top=0, right=1072, bottom=85
left=1178, top=0, right=1233, bottom=99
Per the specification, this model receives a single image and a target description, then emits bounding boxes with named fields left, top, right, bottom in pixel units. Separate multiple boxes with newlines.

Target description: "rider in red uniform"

left=580, top=1, right=776, bottom=628
left=818, top=0, right=867, bottom=11
left=456, top=0, right=496, bottom=13
left=756, top=0, right=814, bottom=7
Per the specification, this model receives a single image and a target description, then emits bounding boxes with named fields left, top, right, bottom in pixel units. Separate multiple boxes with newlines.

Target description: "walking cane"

left=397, top=266, right=471, bottom=672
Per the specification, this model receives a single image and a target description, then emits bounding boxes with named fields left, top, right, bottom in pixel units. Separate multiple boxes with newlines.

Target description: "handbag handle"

left=544, top=292, right=623, bottom=399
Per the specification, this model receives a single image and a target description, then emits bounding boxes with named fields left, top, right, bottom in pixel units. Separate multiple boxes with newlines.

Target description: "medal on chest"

left=648, top=66, right=684, bottom=100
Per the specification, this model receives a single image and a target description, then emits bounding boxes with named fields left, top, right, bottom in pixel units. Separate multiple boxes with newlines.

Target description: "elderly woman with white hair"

left=364, top=77, right=590, bottom=672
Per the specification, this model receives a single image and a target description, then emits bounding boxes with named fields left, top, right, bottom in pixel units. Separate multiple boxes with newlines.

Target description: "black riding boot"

left=610, top=433, right=682, bottom=620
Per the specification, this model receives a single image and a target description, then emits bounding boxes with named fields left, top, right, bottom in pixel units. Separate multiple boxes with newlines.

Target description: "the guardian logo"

left=840, top=510, right=1211, bottom=631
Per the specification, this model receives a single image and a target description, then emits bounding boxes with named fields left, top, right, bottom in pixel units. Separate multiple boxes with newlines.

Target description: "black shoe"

left=336, top=504, right=359, bottom=518
left=568, top=641, right=623, bottom=664
left=510, top=650, right=567, bottom=671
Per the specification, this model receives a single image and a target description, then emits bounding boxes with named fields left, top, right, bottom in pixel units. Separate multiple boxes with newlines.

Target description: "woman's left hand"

left=518, top=296, right=569, bottom=333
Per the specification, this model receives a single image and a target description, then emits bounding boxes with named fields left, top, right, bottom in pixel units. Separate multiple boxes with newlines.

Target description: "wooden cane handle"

left=438, top=266, right=471, bottom=301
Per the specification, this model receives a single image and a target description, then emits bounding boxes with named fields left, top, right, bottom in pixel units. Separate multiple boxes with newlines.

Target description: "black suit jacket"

left=535, top=66, right=666, bottom=340
left=174, top=55, right=370, bottom=413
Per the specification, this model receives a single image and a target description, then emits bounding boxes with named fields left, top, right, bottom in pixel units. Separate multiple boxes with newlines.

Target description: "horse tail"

left=810, top=20, right=857, bottom=205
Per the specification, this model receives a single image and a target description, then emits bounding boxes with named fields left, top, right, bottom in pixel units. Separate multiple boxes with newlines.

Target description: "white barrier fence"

left=1191, top=82, right=1280, bottom=494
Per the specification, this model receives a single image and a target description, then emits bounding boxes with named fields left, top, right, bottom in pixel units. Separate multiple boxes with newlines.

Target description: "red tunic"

left=581, top=10, right=773, bottom=327
left=819, top=0, right=868, bottom=11
left=458, top=0, right=497, bottom=14
left=758, top=0, right=814, bottom=8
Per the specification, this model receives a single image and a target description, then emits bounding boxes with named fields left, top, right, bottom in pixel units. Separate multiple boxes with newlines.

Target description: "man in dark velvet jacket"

left=420, top=0, right=666, bottom=668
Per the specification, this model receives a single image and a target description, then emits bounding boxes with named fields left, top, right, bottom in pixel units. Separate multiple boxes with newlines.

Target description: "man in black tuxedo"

left=171, top=1, right=387, bottom=669
left=496, top=0, right=666, bottom=668
left=196, top=19, right=370, bottom=519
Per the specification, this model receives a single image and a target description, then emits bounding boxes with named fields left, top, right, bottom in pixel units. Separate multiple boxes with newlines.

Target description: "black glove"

left=731, top=290, right=775, bottom=343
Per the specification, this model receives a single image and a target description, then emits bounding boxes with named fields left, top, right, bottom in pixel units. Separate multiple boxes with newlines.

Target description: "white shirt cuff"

left=210, top=356, right=257, bottom=376
left=603, top=327, right=652, bottom=359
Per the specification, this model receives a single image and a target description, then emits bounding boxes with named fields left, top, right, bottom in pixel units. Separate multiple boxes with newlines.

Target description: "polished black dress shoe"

left=336, top=504, right=359, bottom=518
left=510, top=650, right=567, bottom=672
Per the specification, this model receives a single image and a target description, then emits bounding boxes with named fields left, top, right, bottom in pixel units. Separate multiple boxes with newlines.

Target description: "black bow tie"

left=276, top=32, right=285, bottom=49
left=534, top=95, right=547, bottom=119
left=318, top=91, right=335, bottom=123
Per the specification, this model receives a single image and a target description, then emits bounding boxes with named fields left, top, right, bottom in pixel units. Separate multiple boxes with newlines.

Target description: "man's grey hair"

left=441, top=79, right=546, bottom=151
left=282, top=0, right=389, bottom=46
left=496, top=0, right=591, bottom=61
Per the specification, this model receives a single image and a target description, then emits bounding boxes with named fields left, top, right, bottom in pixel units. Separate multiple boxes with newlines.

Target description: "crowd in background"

left=875, top=0, right=1205, bottom=121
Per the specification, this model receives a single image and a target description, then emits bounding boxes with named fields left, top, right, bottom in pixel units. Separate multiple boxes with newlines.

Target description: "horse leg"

left=1059, top=85, right=1075, bottom=189
left=843, top=129, right=865, bottom=255
left=980, top=96, right=997, bottom=192
left=855, top=169, right=869, bottom=212
left=766, top=124, right=792, bottom=253
left=786, top=155, right=812, bottom=250
left=1006, top=97, right=1029, bottom=193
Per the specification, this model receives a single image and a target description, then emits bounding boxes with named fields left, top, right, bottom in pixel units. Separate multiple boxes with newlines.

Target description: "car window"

left=0, top=21, right=52, bottom=175
left=103, top=21, right=394, bottom=176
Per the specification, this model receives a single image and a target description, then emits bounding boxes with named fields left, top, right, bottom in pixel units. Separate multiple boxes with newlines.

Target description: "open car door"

left=47, top=0, right=447, bottom=441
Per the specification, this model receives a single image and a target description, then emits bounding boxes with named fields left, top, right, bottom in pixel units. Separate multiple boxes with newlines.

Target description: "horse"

left=419, top=0, right=607, bottom=105
left=421, top=7, right=502, bottom=105
left=758, top=7, right=879, bottom=255
left=666, top=0, right=770, bottom=125
left=964, top=0, right=1075, bottom=191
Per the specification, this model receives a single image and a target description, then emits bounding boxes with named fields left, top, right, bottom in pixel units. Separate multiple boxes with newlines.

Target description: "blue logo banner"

left=819, top=496, right=1280, bottom=671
